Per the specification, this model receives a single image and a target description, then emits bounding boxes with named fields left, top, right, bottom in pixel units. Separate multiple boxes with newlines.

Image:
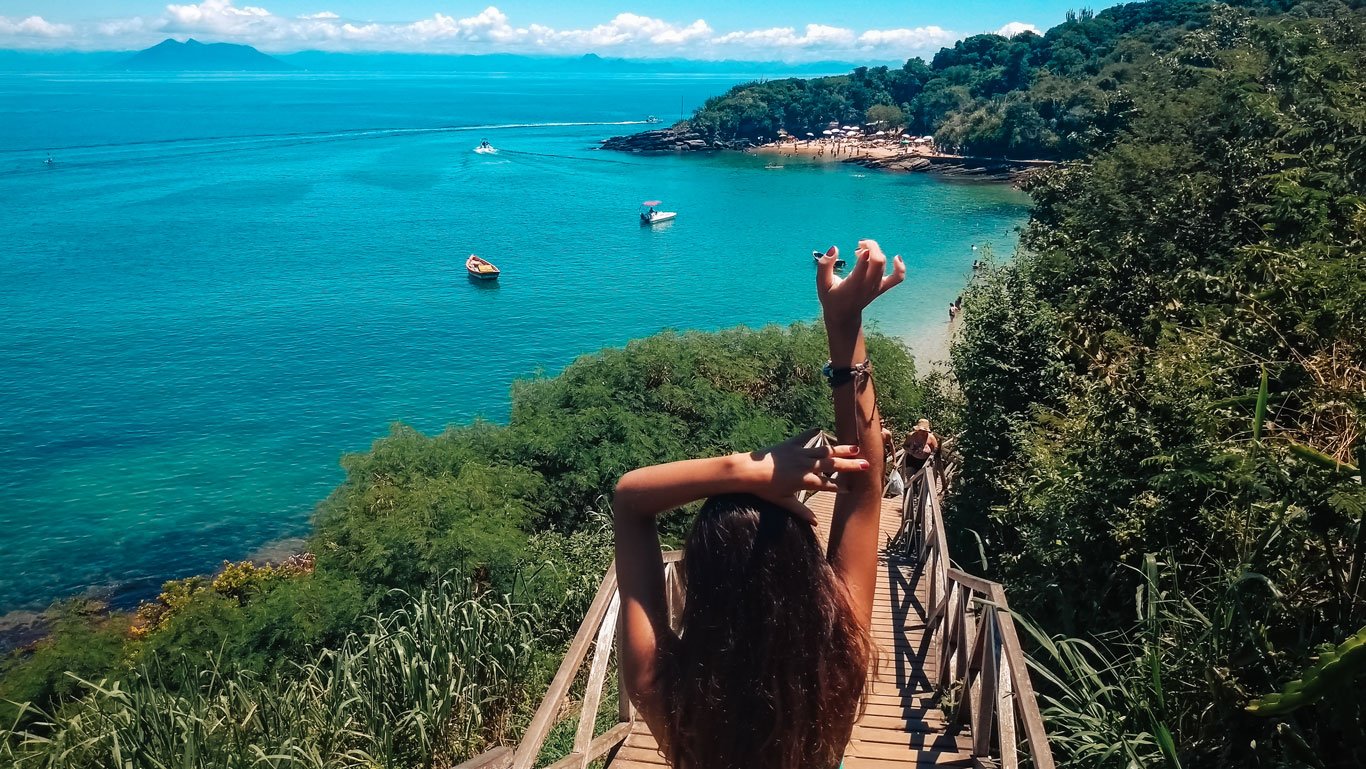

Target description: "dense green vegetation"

left=947, top=2, right=1366, bottom=767
left=0, top=324, right=923, bottom=767
left=686, top=0, right=1359, bottom=160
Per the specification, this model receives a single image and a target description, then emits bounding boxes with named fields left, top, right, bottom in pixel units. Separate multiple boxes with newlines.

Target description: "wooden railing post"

left=571, top=592, right=621, bottom=767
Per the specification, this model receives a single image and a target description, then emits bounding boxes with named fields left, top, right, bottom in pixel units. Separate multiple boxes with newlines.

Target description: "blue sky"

left=0, top=1, right=1109, bottom=59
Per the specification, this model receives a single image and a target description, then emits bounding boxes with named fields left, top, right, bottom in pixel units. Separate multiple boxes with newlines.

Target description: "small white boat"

left=645, top=115, right=662, bottom=124
left=474, top=140, right=498, bottom=155
left=640, top=200, right=676, bottom=225
left=764, top=163, right=784, bottom=169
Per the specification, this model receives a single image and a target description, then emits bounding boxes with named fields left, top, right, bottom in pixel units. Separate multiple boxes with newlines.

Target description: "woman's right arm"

left=815, top=240, right=905, bottom=623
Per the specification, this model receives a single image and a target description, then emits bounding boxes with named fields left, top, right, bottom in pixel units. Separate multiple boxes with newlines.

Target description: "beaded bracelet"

left=822, top=358, right=873, bottom=388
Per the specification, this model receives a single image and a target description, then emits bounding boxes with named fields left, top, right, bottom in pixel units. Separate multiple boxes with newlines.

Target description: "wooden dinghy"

left=466, top=254, right=501, bottom=280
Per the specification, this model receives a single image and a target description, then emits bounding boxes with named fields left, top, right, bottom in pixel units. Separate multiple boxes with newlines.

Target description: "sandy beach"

left=752, top=140, right=921, bottom=162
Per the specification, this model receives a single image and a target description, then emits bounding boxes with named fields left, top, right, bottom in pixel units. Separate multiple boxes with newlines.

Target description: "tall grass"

left=0, top=579, right=534, bottom=769
left=1018, top=555, right=1186, bottom=769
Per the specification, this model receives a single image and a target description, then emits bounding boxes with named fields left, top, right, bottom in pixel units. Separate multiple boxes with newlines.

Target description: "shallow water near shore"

left=0, top=72, right=1028, bottom=613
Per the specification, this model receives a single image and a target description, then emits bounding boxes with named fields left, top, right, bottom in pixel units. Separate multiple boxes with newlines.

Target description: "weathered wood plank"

left=452, top=745, right=513, bottom=769
left=543, top=722, right=633, bottom=769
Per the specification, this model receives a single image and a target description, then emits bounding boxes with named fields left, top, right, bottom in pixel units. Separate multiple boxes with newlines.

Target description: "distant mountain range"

left=115, top=38, right=293, bottom=71
left=0, top=40, right=867, bottom=76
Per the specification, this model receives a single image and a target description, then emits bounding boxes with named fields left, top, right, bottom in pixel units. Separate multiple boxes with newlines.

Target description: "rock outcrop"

left=599, top=127, right=754, bottom=152
left=850, top=153, right=1053, bottom=183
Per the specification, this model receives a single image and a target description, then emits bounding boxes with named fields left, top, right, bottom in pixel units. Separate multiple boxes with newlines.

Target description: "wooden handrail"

left=500, top=550, right=685, bottom=769
left=901, top=458, right=1056, bottom=769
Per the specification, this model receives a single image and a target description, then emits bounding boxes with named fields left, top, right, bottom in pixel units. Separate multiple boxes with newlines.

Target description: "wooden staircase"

left=458, top=459, right=1054, bottom=769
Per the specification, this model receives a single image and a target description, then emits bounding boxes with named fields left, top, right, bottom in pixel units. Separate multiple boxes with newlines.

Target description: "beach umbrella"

left=822, top=129, right=832, bottom=135
left=875, top=131, right=886, bottom=136
left=806, top=132, right=814, bottom=137
left=922, top=135, right=934, bottom=141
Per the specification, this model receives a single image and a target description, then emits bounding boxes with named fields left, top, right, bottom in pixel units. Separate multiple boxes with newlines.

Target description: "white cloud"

left=0, top=3, right=966, bottom=61
left=995, top=22, right=1040, bottom=38
left=0, top=15, right=73, bottom=37
left=165, top=0, right=270, bottom=33
left=528, top=13, right=712, bottom=48
left=857, top=26, right=955, bottom=50
left=714, top=23, right=855, bottom=49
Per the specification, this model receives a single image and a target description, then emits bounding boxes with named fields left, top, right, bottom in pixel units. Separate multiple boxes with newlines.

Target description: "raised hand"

left=743, top=427, right=868, bottom=524
left=816, top=239, right=906, bottom=327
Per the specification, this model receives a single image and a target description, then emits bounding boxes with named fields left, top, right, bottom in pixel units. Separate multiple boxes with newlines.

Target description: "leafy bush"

left=0, top=602, right=127, bottom=726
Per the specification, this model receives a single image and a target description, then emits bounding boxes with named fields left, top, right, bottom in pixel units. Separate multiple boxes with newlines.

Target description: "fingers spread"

left=847, top=243, right=872, bottom=286
left=802, top=473, right=841, bottom=493
left=773, top=495, right=818, bottom=526
left=818, top=457, right=871, bottom=475
left=879, top=255, right=907, bottom=296
left=816, top=253, right=840, bottom=294
left=801, top=443, right=835, bottom=459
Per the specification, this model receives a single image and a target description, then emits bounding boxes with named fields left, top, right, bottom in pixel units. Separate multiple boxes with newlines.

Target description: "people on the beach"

left=948, top=302, right=958, bottom=320
left=902, top=418, right=940, bottom=475
left=614, top=239, right=906, bottom=769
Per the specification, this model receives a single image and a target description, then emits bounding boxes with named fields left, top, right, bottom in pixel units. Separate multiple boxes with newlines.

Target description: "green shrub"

left=0, top=601, right=127, bottom=725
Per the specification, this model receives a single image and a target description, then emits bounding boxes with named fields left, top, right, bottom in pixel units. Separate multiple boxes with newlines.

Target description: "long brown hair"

left=661, top=493, right=873, bottom=769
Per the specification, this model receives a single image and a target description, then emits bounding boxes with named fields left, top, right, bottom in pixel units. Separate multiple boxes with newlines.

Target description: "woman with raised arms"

left=613, top=239, right=906, bottom=769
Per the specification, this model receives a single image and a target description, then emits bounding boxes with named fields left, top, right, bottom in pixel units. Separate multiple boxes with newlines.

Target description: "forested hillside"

left=947, top=2, right=1365, bottom=766
left=686, top=0, right=1359, bottom=159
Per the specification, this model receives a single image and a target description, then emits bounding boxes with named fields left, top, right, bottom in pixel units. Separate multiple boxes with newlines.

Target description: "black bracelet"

left=822, top=358, right=872, bottom=388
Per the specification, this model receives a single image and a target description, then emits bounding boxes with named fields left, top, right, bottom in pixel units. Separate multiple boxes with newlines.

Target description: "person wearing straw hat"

left=902, top=418, right=939, bottom=475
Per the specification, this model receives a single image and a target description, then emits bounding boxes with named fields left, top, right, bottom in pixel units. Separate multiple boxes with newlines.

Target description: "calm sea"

left=0, top=72, right=1028, bottom=613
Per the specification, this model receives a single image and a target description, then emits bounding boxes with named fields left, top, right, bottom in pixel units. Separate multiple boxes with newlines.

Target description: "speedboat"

left=466, top=254, right=501, bottom=280
left=645, top=115, right=662, bottom=124
left=474, top=140, right=498, bottom=155
left=640, top=200, right=676, bottom=225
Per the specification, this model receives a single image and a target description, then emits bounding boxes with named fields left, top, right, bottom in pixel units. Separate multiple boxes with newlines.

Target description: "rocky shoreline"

left=599, top=126, right=755, bottom=152
left=847, top=153, right=1054, bottom=183
left=599, top=127, right=1053, bottom=182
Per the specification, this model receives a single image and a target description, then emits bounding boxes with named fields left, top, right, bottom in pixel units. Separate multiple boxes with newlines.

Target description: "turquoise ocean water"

left=0, top=72, right=1028, bottom=613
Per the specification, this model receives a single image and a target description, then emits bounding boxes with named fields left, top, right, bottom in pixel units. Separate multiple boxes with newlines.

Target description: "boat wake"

left=0, top=120, right=652, bottom=176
